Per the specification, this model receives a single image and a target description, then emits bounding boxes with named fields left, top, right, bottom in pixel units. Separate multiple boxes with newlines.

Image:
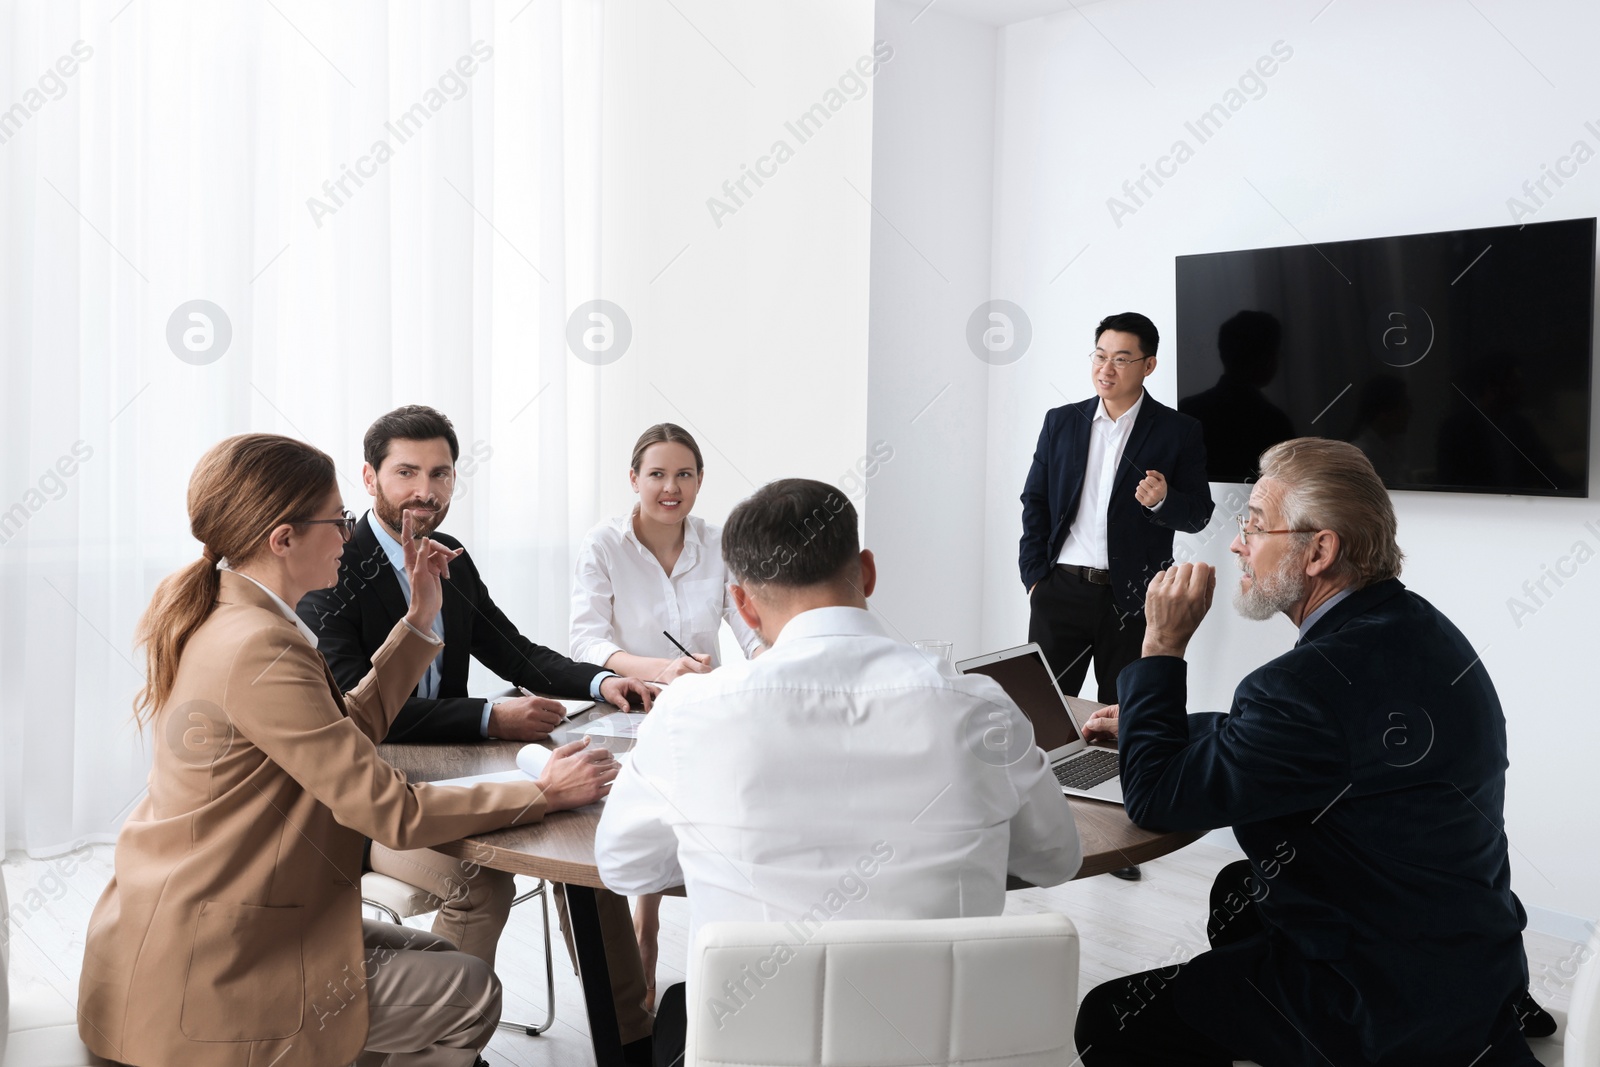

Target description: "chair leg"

left=497, top=880, right=557, bottom=1037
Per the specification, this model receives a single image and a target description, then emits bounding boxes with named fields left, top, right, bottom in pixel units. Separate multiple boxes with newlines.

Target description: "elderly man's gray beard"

left=1234, top=547, right=1309, bottom=621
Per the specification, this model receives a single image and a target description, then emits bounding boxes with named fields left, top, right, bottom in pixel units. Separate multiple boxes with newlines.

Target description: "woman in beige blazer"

left=79, top=434, right=616, bottom=1067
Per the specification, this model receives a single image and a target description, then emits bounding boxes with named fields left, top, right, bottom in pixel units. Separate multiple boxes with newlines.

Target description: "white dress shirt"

left=594, top=606, right=1082, bottom=993
left=1057, top=391, right=1161, bottom=569
left=570, top=511, right=761, bottom=668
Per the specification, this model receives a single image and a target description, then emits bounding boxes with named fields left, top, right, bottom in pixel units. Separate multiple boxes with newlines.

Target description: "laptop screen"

left=962, top=649, right=1083, bottom=754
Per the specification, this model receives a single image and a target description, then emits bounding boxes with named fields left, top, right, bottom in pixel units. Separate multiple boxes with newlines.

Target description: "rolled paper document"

left=515, top=743, right=551, bottom=779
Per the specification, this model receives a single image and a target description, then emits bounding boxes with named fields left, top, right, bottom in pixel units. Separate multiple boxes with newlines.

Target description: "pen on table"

left=662, top=630, right=696, bottom=660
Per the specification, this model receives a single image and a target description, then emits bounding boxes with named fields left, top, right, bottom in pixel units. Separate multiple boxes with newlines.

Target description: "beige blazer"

left=79, top=571, right=548, bottom=1067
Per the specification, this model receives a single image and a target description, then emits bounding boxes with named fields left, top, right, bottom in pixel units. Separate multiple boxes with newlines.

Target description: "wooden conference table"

left=380, top=700, right=1199, bottom=1066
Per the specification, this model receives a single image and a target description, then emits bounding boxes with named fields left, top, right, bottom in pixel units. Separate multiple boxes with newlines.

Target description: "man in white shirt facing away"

left=595, top=477, right=1083, bottom=1065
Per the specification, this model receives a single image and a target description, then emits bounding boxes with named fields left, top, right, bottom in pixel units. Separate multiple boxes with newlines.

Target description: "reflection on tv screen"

left=1175, top=218, right=1594, bottom=497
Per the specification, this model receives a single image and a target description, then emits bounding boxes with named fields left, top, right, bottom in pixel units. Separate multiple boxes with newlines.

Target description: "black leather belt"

left=1058, top=563, right=1110, bottom=585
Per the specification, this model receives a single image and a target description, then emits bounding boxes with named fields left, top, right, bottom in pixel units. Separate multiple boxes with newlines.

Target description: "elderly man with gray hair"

left=1074, top=438, right=1547, bottom=1067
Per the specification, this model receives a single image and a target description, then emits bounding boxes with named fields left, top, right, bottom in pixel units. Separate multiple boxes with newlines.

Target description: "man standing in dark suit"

left=299, top=405, right=657, bottom=1063
left=1074, top=437, right=1545, bottom=1067
left=1020, top=311, right=1214, bottom=706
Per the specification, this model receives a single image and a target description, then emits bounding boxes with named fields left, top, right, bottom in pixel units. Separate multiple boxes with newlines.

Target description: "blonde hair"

left=1257, top=437, right=1403, bottom=587
left=133, top=434, right=337, bottom=724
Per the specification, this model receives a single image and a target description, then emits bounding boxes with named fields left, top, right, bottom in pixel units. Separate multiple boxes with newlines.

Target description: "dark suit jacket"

left=1019, top=393, right=1214, bottom=614
left=298, top=514, right=604, bottom=743
left=1117, top=579, right=1530, bottom=1065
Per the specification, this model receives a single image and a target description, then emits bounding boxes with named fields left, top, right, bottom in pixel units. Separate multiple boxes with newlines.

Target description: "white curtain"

left=0, top=0, right=611, bottom=855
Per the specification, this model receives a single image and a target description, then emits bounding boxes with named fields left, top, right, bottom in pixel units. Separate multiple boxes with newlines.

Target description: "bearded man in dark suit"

left=1074, top=437, right=1548, bottom=1067
left=300, top=405, right=656, bottom=1064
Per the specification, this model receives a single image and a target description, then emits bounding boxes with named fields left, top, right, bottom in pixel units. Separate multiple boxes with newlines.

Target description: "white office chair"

left=685, top=913, right=1080, bottom=1067
left=360, top=871, right=556, bottom=1036
left=1527, top=923, right=1600, bottom=1067
left=1, top=868, right=112, bottom=1067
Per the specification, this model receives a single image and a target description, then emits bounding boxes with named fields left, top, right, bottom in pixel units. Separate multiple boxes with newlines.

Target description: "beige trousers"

left=369, top=843, right=515, bottom=967
left=368, top=844, right=653, bottom=1044
left=354, top=920, right=500, bottom=1067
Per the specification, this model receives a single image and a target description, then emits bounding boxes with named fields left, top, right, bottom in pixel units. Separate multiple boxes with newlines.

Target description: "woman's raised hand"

left=401, top=508, right=463, bottom=633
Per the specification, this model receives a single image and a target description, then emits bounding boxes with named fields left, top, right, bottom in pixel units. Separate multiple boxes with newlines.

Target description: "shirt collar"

left=618, top=508, right=704, bottom=573
left=620, top=507, right=705, bottom=547
left=1297, top=586, right=1355, bottom=642
left=367, top=509, right=408, bottom=575
left=1094, top=390, right=1146, bottom=426
left=216, top=560, right=320, bottom=647
left=770, top=605, right=892, bottom=647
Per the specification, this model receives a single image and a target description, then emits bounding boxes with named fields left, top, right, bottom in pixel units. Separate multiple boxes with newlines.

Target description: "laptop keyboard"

left=1055, top=748, right=1120, bottom=791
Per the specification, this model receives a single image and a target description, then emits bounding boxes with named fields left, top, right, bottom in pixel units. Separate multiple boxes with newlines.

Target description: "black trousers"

left=1074, top=860, right=1254, bottom=1067
left=1076, top=861, right=1540, bottom=1067
left=1027, top=564, right=1144, bottom=704
left=653, top=982, right=687, bottom=1067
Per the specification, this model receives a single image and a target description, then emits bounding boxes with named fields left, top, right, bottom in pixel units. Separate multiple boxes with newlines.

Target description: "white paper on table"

left=580, top=712, right=647, bottom=739
left=423, top=745, right=549, bottom=788
left=423, top=742, right=626, bottom=794
left=539, top=741, right=630, bottom=771
left=515, top=743, right=551, bottom=778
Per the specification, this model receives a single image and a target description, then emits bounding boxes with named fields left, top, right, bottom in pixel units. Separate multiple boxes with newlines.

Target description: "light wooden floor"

left=4, top=842, right=1578, bottom=1066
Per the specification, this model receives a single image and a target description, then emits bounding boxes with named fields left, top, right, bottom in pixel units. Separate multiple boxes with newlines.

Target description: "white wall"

left=581, top=0, right=877, bottom=534
left=864, top=3, right=997, bottom=655
left=468, top=0, right=876, bottom=692
left=969, top=0, right=1600, bottom=923
left=470, top=0, right=878, bottom=673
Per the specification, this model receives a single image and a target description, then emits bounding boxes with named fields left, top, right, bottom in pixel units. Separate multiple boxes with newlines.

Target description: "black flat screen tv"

left=1175, top=218, right=1595, bottom=496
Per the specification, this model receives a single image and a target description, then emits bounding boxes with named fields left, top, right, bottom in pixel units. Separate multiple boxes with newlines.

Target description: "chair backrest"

left=1568, top=925, right=1600, bottom=1067
left=686, top=913, right=1080, bottom=1067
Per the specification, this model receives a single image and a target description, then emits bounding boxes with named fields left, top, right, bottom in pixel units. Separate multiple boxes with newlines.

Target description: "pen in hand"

left=662, top=630, right=695, bottom=659
left=662, top=630, right=713, bottom=678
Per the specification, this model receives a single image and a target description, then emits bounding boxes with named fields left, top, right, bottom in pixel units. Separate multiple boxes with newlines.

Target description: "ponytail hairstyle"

left=630, top=423, right=704, bottom=473
left=133, top=434, right=338, bottom=725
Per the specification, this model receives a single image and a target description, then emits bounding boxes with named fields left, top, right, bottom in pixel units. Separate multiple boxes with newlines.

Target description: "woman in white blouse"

left=571, top=423, right=761, bottom=679
left=570, top=422, right=762, bottom=1003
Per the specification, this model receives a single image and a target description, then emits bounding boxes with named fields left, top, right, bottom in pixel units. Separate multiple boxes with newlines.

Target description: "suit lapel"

left=1112, top=392, right=1159, bottom=499
left=354, top=517, right=411, bottom=628
left=219, top=569, right=355, bottom=716
left=1062, top=398, right=1097, bottom=523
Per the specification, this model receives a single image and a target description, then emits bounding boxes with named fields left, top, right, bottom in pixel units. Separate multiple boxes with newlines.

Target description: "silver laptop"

left=957, top=642, right=1123, bottom=804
